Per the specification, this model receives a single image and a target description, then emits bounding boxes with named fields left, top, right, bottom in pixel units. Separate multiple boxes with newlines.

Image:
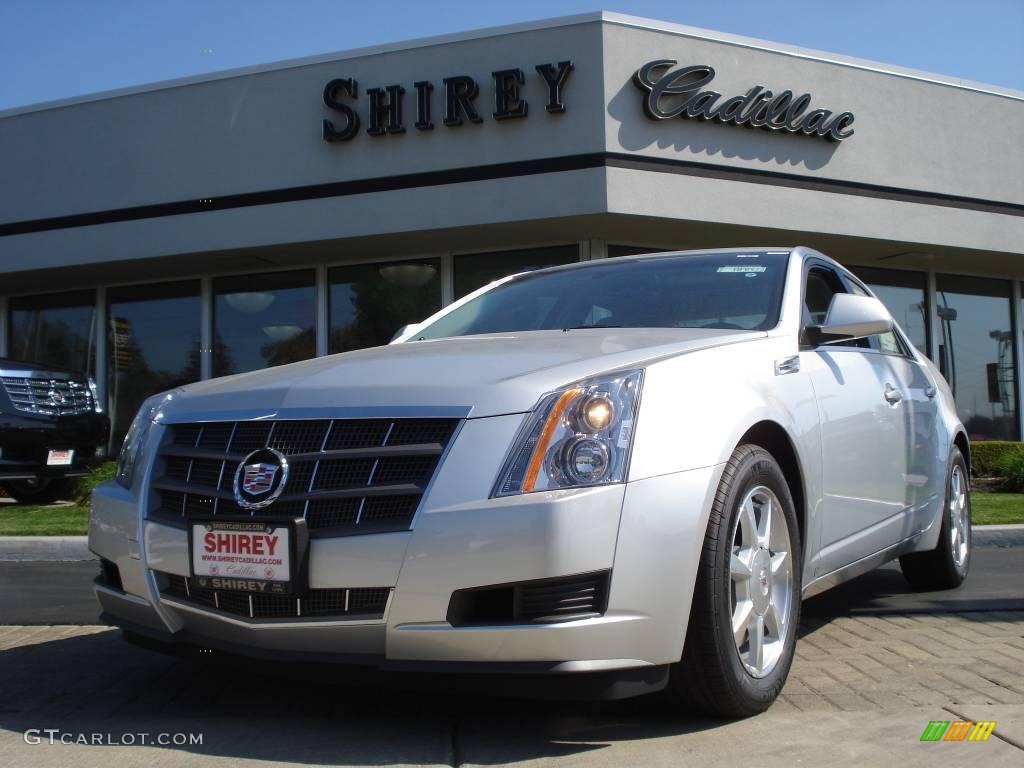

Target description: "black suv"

left=0, top=358, right=110, bottom=504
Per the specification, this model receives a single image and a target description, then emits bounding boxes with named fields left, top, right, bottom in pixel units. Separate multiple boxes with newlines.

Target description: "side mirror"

left=807, top=293, right=892, bottom=344
left=390, top=322, right=422, bottom=343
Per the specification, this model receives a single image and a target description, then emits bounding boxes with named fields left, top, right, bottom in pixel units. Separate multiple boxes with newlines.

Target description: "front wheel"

left=667, top=444, right=802, bottom=717
left=899, top=447, right=970, bottom=590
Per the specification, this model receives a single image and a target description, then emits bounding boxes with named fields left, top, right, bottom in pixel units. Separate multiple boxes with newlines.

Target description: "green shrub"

left=74, top=460, right=118, bottom=506
left=970, top=441, right=1024, bottom=476
left=996, top=451, right=1024, bottom=493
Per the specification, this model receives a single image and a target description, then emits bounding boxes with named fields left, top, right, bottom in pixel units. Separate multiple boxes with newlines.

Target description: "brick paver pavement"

left=1, top=615, right=1022, bottom=766
left=781, top=611, right=1024, bottom=713
left=1, top=611, right=1021, bottom=716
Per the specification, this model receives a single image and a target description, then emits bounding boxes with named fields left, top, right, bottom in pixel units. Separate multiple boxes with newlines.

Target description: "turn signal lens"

left=522, top=388, right=582, bottom=493
left=492, top=369, right=643, bottom=497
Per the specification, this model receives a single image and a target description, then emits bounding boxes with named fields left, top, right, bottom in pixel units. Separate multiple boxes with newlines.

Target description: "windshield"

left=413, top=250, right=790, bottom=340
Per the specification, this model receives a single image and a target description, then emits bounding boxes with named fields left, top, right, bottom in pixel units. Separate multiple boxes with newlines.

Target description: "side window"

left=804, top=268, right=839, bottom=326
left=804, top=265, right=870, bottom=349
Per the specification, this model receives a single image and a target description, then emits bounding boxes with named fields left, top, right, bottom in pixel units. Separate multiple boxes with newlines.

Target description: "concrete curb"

left=973, top=523, right=1024, bottom=547
left=0, top=536, right=95, bottom=562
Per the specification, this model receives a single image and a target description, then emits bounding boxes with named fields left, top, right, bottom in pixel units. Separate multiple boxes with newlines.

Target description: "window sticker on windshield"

left=717, top=266, right=767, bottom=273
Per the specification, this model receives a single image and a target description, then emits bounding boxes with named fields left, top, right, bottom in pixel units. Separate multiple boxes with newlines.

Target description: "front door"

left=801, top=265, right=912, bottom=576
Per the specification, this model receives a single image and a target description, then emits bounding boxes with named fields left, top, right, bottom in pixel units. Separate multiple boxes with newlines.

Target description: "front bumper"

left=0, top=411, right=109, bottom=480
left=89, top=413, right=722, bottom=691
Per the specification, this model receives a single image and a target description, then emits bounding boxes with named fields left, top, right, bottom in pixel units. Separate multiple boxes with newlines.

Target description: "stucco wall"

left=1, top=13, right=1022, bottom=281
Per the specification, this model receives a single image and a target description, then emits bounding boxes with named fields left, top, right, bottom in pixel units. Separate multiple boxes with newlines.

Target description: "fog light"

left=559, top=437, right=611, bottom=484
left=577, top=394, right=615, bottom=432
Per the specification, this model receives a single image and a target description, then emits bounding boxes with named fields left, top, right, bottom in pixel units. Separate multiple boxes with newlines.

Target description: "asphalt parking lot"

left=1, top=548, right=1022, bottom=767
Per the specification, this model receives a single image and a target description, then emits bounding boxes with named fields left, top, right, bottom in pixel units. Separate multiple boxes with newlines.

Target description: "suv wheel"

left=667, top=444, right=802, bottom=717
left=0, top=478, right=76, bottom=505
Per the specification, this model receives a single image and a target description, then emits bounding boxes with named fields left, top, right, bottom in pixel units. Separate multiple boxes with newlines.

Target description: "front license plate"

left=46, top=449, right=74, bottom=466
left=190, top=520, right=292, bottom=594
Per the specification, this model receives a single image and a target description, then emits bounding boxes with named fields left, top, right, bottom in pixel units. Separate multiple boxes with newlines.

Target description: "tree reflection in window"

left=214, top=271, right=316, bottom=376
left=329, top=260, right=441, bottom=354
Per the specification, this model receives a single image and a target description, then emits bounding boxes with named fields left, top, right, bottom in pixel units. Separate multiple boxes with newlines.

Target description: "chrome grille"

left=160, top=573, right=390, bottom=620
left=0, top=375, right=95, bottom=416
left=150, top=418, right=458, bottom=535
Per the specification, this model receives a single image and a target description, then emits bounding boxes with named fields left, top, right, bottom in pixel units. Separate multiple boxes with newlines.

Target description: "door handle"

left=884, top=384, right=903, bottom=404
left=924, top=384, right=937, bottom=399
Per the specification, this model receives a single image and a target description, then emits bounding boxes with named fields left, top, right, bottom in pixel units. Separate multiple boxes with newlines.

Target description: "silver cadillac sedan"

left=90, top=247, right=970, bottom=716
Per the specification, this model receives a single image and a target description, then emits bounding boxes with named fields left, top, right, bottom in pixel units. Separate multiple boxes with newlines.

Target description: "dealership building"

left=1, top=12, right=1022, bottom=449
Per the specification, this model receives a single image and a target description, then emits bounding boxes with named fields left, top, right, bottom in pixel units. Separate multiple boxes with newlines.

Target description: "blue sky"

left=1, top=0, right=1021, bottom=111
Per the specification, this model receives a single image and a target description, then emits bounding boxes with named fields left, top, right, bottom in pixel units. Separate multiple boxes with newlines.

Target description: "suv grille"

left=150, top=418, right=458, bottom=536
left=0, top=375, right=95, bottom=416
left=160, top=573, right=390, bottom=620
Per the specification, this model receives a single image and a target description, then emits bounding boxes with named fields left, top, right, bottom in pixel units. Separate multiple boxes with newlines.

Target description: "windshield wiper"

left=561, top=324, right=624, bottom=331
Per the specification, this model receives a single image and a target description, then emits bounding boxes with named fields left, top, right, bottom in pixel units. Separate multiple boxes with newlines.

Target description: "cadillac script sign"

left=633, top=60, right=856, bottom=142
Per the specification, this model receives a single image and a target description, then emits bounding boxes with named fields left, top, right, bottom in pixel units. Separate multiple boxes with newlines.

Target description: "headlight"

left=115, top=391, right=177, bottom=489
left=493, top=369, right=643, bottom=497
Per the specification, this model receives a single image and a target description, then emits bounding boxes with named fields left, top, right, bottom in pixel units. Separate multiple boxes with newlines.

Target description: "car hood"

left=161, top=328, right=765, bottom=421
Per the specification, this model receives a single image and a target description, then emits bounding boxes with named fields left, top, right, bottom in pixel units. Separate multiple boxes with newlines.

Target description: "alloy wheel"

left=729, top=485, right=794, bottom=678
left=949, top=464, right=969, bottom=569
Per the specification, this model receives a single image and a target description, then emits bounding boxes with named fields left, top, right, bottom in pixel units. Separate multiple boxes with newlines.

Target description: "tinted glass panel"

left=853, top=267, right=928, bottom=355
left=329, top=259, right=442, bottom=353
left=108, top=281, right=201, bottom=448
left=454, top=246, right=578, bottom=299
left=936, top=275, right=1017, bottom=440
left=417, top=251, right=789, bottom=339
left=9, top=291, right=96, bottom=375
left=805, top=266, right=869, bottom=349
left=214, top=271, right=315, bottom=376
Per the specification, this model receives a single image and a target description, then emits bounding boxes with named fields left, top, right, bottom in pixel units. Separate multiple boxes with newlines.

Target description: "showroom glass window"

left=454, top=246, right=578, bottom=299
left=8, top=290, right=96, bottom=375
left=329, top=259, right=442, bottom=354
left=213, top=270, right=315, bottom=377
left=107, top=281, right=201, bottom=448
left=936, top=275, right=1017, bottom=440
left=852, top=267, right=929, bottom=355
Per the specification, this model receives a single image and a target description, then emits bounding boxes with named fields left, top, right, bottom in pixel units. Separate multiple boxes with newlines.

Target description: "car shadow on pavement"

left=0, top=629, right=738, bottom=766
left=801, top=552, right=1024, bottom=617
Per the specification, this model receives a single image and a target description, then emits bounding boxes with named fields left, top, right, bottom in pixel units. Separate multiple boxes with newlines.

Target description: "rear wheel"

left=0, top=478, right=76, bottom=505
left=899, top=447, right=970, bottom=590
left=667, top=444, right=801, bottom=717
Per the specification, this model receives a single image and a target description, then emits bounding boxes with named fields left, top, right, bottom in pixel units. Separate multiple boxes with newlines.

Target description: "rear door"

left=800, top=264, right=912, bottom=576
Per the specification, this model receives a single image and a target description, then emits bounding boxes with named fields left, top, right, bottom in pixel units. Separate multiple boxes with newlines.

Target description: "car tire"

left=0, top=478, right=77, bottom=505
left=898, top=447, right=971, bottom=590
left=667, top=444, right=802, bottom=717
